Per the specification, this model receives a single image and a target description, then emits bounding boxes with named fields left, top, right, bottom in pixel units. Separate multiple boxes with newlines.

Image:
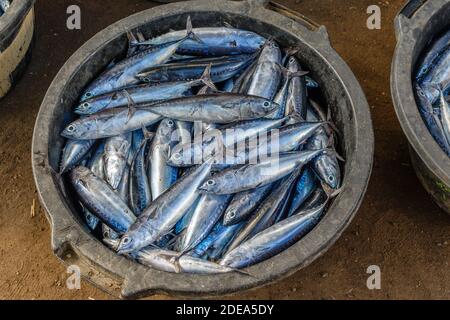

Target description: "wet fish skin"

left=285, top=56, right=308, bottom=119
left=103, top=133, right=132, bottom=189
left=438, top=88, right=450, bottom=150
left=135, top=248, right=240, bottom=274
left=140, top=93, right=279, bottom=124
left=137, top=54, right=255, bottom=84
left=60, top=139, right=95, bottom=173
left=287, top=167, right=317, bottom=217
left=225, top=168, right=301, bottom=254
left=417, top=31, right=450, bottom=82
left=149, top=119, right=179, bottom=200
left=81, top=18, right=200, bottom=100
left=223, top=183, right=273, bottom=226
left=421, top=46, right=450, bottom=104
left=247, top=40, right=282, bottom=100
left=135, top=27, right=265, bottom=57
left=168, top=117, right=286, bottom=167
left=199, top=150, right=326, bottom=195
left=220, top=198, right=328, bottom=269
left=61, top=107, right=162, bottom=140
left=190, top=222, right=244, bottom=259
left=0, top=0, right=9, bottom=12
left=174, top=197, right=200, bottom=235
left=179, top=193, right=233, bottom=253
left=306, top=104, right=341, bottom=190
left=75, top=82, right=192, bottom=115
left=130, top=135, right=152, bottom=215
left=116, top=160, right=213, bottom=254
left=70, top=166, right=136, bottom=234
left=416, top=84, right=450, bottom=153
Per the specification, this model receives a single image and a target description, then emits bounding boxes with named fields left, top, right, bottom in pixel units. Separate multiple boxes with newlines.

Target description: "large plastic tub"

left=32, top=0, right=374, bottom=298
left=0, top=0, right=35, bottom=98
left=391, top=0, right=450, bottom=215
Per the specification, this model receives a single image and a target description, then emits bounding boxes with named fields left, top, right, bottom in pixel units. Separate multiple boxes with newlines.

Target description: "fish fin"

left=223, top=21, right=235, bottom=29
left=321, top=181, right=342, bottom=199
left=279, top=65, right=308, bottom=79
left=123, top=90, right=137, bottom=123
left=282, top=46, right=301, bottom=65
left=136, top=31, right=146, bottom=42
left=141, top=125, right=154, bottom=141
left=127, top=30, right=138, bottom=46
left=185, top=16, right=203, bottom=44
left=199, top=64, right=218, bottom=91
left=323, top=148, right=346, bottom=163
left=169, top=256, right=183, bottom=273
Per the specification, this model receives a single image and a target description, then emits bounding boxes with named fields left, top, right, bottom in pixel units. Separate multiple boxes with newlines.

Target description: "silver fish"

left=223, top=183, right=273, bottom=226
left=103, top=133, right=132, bottom=189
left=61, top=107, right=162, bottom=140
left=199, top=150, right=326, bottom=195
left=178, top=193, right=233, bottom=253
left=285, top=56, right=308, bottom=119
left=247, top=40, right=282, bottom=100
left=220, top=198, right=327, bottom=269
left=225, top=168, right=302, bottom=254
left=135, top=248, right=240, bottom=274
left=421, top=46, right=450, bottom=104
left=60, top=139, right=95, bottom=173
left=168, top=117, right=286, bottom=167
left=149, top=119, right=179, bottom=200
left=140, top=93, right=279, bottom=124
left=438, top=88, right=450, bottom=147
left=117, top=160, right=213, bottom=254
left=81, top=17, right=201, bottom=100
left=134, top=27, right=265, bottom=57
left=70, top=166, right=136, bottom=234
left=130, top=131, right=153, bottom=215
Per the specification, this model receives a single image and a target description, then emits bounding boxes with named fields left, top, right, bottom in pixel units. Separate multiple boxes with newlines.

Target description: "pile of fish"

left=61, top=18, right=342, bottom=274
left=0, top=0, right=10, bottom=17
left=415, top=30, right=450, bottom=156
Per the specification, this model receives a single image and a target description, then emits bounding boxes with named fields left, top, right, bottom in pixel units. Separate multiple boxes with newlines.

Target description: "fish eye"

left=289, top=57, right=296, bottom=63
left=82, top=102, right=89, bottom=108
left=228, top=210, right=236, bottom=218
left=167, top=119, right=174, bottom=126
left=67, top=125, right=75, bottom=132
left=85, top=92, right=93, bottom=98
left=263, top=101, right=270, bottom=108
left=329, top=175, right=334, bottom=182
left=173, top=153, right=181, bottom=160
left=144, top=77, right=150, bottom=82
left=206, top=179, right=215, bottom=186
left=103, top=230, right=110, bottom=238
left=121, top=237, right=131, bottom=245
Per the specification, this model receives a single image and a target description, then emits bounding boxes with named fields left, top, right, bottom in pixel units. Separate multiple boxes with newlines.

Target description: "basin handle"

left=245, top=0, right=329, bottom=43
left=394, top=0, right=429, bottom=40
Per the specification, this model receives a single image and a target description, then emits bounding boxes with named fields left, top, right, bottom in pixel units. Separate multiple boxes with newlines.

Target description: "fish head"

left=159, top=118, right=177, bottom=138
left=75, top=94, right=116, bottom=115
left=69, top=166, right=91, bottom=186
left=240, top=31, right=266, bottom=50
left=198, top=176, right=223, bottom=194
left=167, top=143, right=193, bottom=167
left=104, top=156, right=123, bottom=189
left=116, top=228, right=151, bottom=255
left=61, top=120, right=91, bottom=140
left=247, top=99, right=279, bottom=118
left=314, top=155, right=341, bottom=190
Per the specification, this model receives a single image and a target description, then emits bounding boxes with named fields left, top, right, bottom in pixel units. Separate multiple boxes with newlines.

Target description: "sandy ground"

left=0, top=0, right=448, bottom=300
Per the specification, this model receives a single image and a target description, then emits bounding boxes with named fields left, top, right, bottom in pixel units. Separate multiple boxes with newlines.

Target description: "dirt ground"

left=0, top=0, right=448, bottom=300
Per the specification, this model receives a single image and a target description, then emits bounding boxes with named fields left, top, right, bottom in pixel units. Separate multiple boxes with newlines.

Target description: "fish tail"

left=194, top=63, right=217, bottom=91
left=185, top=16, right=203, bottom=44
